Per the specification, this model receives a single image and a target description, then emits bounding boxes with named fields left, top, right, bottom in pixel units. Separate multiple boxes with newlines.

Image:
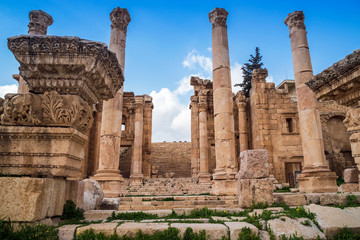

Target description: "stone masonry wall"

left=151, top=142, right=192, bottom=178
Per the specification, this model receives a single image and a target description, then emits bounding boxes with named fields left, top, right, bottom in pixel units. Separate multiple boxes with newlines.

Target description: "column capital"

left=284, top=11, right=306, bottom=31
left=28, top=10, right=53, bottom=35
left=110, top=7, right=131, bottom=32
left=235, top=91, right=247, bottom=111
left=209, top=8, right=228, bottom=29
left=198, top=90, right=208, bottom=112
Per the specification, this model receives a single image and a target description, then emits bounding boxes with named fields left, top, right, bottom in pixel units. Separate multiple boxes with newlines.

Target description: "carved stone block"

left=238, top=178, right=274, bottom=208
left=0, top=126, right=87, bottom=178
left=239, top=149, right=269, bottom=179
left=8, top=35, right=124, bottom=104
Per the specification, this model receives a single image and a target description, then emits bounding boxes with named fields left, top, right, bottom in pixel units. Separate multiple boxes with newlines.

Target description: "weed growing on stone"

left=237, top=227, right=260, bottom=240
left=0, top=218, right=58, bottom=240
left=250, top=201, right=270, bottom=211
left=75, top=227, right=229, bottom=240
left=279, top=233, right=304, bottom=240
left=61, top=200, right=85, bottom=221
left=300, top=219, right=311, bottom=227
left=274, top=186, right=291, bottom=193
left=333, top=227, right=360, bottom=240
left=107, top=211, right=159, bottom=222
left=336, top=177, right=344, bottom=186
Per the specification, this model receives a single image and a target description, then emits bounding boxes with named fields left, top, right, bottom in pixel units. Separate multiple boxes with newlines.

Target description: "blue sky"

left=0, top=0, right=359, bottom=141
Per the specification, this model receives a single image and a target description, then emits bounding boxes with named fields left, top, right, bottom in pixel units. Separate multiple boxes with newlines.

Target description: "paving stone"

left=116, top=222, right=169, bottom=237
left=170, top=223, right=228, bottom=240
left=58, top=224, right=80, bottom=240
left=259, top=230, right=270, bottom=240
left=230, top=216, right=246, bottom=221
left=266, top=207, right=284, bottom=213
left=211, top=216, right=230, bottom=221
left=77, top=223, right=118, bottom=236
left=172, top=208, right=194, bottom=215
left=320, top=193, right=348, bottom=206
left=167, top=218, right=209, bottom=223
left=143, top=209, right=173, bottom=217
left=274, top=193, right=307, bottom=206
left=305, top=193, right=323, bottom=204
left=84, top=210, right=115, bottom=221
left=140, top=219, right=166, bottom=223
left=267, top=217, right=325, bottom=240
left=306, top=204, right=360, bottom=238
left=225, top=222, right=258, bottom=240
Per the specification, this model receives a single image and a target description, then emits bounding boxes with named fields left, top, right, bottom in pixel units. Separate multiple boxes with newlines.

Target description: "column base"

left=212, top=169, right=237, bottom=180
left=198, top=172, right=212, bottom=184
left=130, top=174, right=144, bottom=186
left=91, top=170, right=124, bottom=197
left=210, top=179, right=237, bottom=196
left=297, top=170, right=338, bottom=193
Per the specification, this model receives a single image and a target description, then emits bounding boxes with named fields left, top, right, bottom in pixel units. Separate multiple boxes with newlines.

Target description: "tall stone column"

left=130, top=96, right=144, bottom=185
left=142, top=95, right=153, bottom=178
left=197, top=91, right=211, bottom=184
left=284, top=11, right=337, bottom=193
left=235, top=91, right=248, bottom=153
left=209, top=8, right=237, bottom=195
left=190, top=96, right=200, bottom=177
left=92, top=7, right=131, bottom=197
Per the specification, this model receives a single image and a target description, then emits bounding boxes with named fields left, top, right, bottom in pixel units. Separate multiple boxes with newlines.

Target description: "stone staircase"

left=120, top=177, right=212, bottom=196
left=118, top=195, right=239, bottom=211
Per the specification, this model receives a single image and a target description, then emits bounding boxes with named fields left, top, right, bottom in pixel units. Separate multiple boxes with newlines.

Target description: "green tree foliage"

left=234, top=47, right=263, bottom=98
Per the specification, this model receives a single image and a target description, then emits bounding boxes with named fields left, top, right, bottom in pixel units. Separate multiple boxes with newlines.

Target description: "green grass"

left=336, top=177, right=344, bottom=186
left=107, top=211, right=159, bottom=222
left=0, top=218, right=58, bottom=240
left=61, top=200, right=85, bottom=221
left=333, top=227, right=360, bottom=240
left=237, top=227, right=260, bottom=240
left=274, top=186, right=291, bottom=193
left=75, top=227, right=229, bottom=240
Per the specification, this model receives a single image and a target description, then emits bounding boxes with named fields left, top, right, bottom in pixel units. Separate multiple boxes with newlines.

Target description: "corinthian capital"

left=110, top=7, right=131, bottom=32
left=235, top=91, right=247, bottom=111
left=28, top=10, right=53, bottom=35
left=209, top=8, right=228, bottom=29
left=284, top=11, right=306, bottom=30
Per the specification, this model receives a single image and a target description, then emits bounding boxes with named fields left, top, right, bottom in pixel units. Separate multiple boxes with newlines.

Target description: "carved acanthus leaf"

left=344, top=107, right=360, bottom=132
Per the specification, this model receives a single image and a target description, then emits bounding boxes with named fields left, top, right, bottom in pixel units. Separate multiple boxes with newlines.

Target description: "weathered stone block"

left=267, top=217, right=326, bottom=240
left=211, top=179, right=238, bottom=196
left=116, top=222, right=169, bottom=237
left=225, top=222, right=258, bottom=240
left=339, top=183, right=359, bottom=192
left=344, top=168, right=359, bottom=183
left=238, top=178, right=273, bottom=208
left=77, top=223, right=118, bottom=236
left=0, top=126, right=87, bottom=179
left=274, top=193, right=307, bottom=206
left=0, top=177, right=66, bottom=222
left=320, top=193, right=348, bottom=206
left=239, top=150, right=269, bottom=179
left=170, top=223, right=228, bottom=240
left=58, top=224, right=80, bottom=240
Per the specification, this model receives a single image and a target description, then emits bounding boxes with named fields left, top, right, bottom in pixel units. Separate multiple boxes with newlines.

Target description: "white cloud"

left=207, top=47, right=212, bottom=52
left=0, top=84, right=18, bottom=98
left=266, top=74, right=274, bottom=83
left=150, top=88, right=190, bottom=142
left=231, top=62, right=243, bottom=93
left=174, top=75, right=193, bottom=96
left=182, top=50, right=212, bottom=74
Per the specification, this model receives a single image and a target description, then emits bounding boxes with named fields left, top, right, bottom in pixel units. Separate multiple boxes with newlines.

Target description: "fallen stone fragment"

left=225, top=221, right=259, bottom=240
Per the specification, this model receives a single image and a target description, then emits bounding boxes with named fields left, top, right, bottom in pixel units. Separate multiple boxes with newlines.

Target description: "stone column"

left=92, top=7, right=131, bottom=197
left=130, top=96, right=144, bottom=185
left=190, top=96, right=200, bottom=177
left=209, top=8, right=237, bottom=195
left=235, top=91, right=248, bottom=153
left=142, top=95, right=153, bottom=178
left=28, top=10, right=53, bottom=35
left=284, top=11, right=337, bottom=193
left=197, top=91, right=211, bottom=184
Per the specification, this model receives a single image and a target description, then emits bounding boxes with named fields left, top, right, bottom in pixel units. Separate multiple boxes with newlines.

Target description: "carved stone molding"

left=306, top=50, right=360, bottom=107
left=252, top=68, right=268, bottom=82
left=284, top=11, right=306, bottom=30
left=28, top=10, right=53, bottom=35
left=8, top=35, right=124, bottom=104
left=1, top=91, right=93, bottom=133
left=110, top=7, right=131, bottom=33
left=344, top=107, right=360, bottom=132
left=209, top=8, right=228, bottom=29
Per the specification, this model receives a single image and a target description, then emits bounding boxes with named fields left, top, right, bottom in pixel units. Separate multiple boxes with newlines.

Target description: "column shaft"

left=190, top=100, right=200, bottom=177
left=198, top=96, right=211, bottom=183
left=284, top=11, right=337, bottom=193
left=130, top=99, right=144, bottom=184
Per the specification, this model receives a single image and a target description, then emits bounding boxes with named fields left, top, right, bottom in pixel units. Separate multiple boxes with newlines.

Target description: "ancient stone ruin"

left=0, top=7, right=359, bottom=240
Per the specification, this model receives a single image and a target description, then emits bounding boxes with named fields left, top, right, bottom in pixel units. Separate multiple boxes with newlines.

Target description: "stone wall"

left=150, top=142, right=193, bottom=178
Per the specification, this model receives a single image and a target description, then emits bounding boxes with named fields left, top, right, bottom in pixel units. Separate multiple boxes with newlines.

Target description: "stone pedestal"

left=284, top=11, right=337, bottom=193
left=209, top=8, right=237, bottom=194
left=237, top=150, right=274, bottom=207
left=93, top=7, right=130, bottom=196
